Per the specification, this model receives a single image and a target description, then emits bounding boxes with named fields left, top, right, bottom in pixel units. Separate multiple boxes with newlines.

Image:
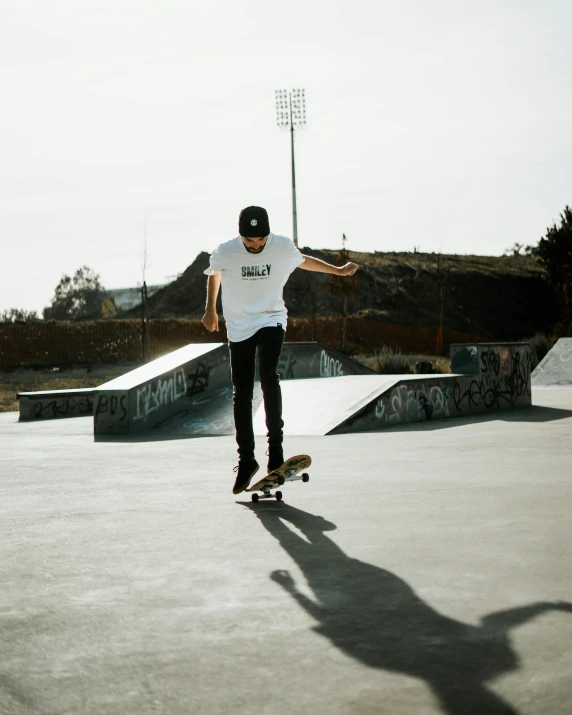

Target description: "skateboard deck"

left=246, top=454, right=311, bottom=502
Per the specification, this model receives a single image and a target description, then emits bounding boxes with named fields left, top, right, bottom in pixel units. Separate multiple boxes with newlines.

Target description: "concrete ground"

left=1, top=388, right=572, bottom=715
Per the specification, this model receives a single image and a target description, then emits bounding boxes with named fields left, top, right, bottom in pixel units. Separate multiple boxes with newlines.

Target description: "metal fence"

left=0, top=318, right=487, bottom=369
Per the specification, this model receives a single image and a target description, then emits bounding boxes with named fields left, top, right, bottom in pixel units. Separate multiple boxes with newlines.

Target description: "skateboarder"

left=202, top=206, right=359, bottom=494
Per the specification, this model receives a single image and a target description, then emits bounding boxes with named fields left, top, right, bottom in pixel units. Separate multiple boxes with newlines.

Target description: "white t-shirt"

left=204, top=233, right=304, bottom=342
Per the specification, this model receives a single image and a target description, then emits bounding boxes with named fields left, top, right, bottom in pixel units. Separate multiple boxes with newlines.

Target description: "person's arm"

left=298, top=254, right=359, bottom=277
left=202, top=273, right=221, bottom=332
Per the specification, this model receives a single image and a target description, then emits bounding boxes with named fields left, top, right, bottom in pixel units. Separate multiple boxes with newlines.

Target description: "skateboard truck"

left=250, top=469, right=310, bottom=503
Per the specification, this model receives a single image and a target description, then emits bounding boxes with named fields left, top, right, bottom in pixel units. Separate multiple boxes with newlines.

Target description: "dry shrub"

left=374, top=347, right=414, bottom=375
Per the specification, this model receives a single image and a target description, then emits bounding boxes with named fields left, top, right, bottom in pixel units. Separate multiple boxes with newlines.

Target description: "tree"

left=504, top=242, right=524, bottom=256
left=536, top=205, right=572, bottom=336
left=43, top=266, right=107, bottom=321
left=0, top=308, right=40, bottom=323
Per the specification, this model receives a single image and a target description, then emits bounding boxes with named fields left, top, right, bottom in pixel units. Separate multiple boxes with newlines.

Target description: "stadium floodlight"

left=275, top=89, right=307, bottom=246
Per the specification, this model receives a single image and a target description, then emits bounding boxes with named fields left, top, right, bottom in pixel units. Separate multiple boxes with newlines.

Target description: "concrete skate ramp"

left=93, top=341, right=532, bottom=439
left=93, top=343, right=229, bottom=436
left=532, top=338, right=572, bottom=386
left=143, top=376, right=400, bottom=439
left=91, top=342, right=374, bottom=437
left=272, top=356, right=533, bottom=436
left=270, top=342, right=533, bottom=436
left=132, top=383, right=250, bottom=438
left=254, top=376, right=399, bottom=435
left=274, top=342, right=374, bottom=379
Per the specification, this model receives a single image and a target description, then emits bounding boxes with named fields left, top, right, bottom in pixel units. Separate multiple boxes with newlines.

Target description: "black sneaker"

left=232, top=459, right=259, bottom=495
left=267, top=445, right=284, bottom=474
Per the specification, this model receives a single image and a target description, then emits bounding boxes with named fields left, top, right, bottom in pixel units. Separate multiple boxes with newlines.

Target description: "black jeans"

left=228, top=326, right=285, bottom=461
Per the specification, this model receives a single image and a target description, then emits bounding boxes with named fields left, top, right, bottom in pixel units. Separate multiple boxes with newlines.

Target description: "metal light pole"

left=275, top=89, right=306, bottom=247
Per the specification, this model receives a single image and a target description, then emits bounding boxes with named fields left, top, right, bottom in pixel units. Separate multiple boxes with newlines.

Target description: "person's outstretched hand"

left=338, top=262, right=359, bottom=276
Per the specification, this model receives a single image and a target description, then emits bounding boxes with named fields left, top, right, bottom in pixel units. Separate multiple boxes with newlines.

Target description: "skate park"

left=19, top=340, right=533, bottom=438
left=2, top=339, right=572, bottom=714
left=5, top=1, right=572, bottom=710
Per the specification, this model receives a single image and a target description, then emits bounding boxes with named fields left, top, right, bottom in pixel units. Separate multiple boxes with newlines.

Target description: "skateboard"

left=246, top=454, right=311, bottom=503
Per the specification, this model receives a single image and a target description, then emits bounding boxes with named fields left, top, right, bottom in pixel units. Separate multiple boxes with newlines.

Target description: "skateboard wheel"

left=251, top=493, right=259, bottom=503
left=278, top=476, right=285, bottom=485
left=302, top=473, right=310, bottom=483
left=275, top=491, right=283, bottom=501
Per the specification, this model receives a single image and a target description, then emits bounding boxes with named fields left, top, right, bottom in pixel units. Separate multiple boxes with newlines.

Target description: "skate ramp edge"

left=18, top=388, right=95, bottom=422
left=531, top=338, right=572, bottom=386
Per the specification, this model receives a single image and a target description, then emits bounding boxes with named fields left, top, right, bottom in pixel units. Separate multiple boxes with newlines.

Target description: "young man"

left=202, top=206, right=359, bottom=495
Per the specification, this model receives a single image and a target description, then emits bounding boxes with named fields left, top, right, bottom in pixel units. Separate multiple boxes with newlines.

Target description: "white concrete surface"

left=1, top=387, right=572, bottom=714
left=532, top=338, right=572, bottom=386
left=254, top=375, right=400, bottom=435
left=99, top=343, right=225, bottom=390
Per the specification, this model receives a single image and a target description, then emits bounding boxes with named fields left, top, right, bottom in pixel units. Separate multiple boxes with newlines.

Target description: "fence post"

left=142, top=283, right=151, bottom=363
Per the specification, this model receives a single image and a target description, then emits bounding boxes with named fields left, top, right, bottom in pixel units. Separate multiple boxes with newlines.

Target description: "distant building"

left=105, top=284, right=168, bottom=313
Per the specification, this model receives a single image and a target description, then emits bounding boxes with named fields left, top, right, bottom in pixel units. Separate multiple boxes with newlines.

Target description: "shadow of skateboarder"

left=244, top=502, right=572, bottom=715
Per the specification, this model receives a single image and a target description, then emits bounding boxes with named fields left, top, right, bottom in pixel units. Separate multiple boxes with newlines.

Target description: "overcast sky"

left=1, top=0, right=571, bottom=315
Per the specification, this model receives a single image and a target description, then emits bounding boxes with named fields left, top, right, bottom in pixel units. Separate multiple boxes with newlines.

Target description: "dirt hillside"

left=126, top=248, right=557, bottom=340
